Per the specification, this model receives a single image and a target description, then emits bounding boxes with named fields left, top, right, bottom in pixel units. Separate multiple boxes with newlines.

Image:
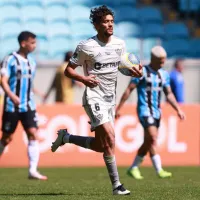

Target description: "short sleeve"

left=163, top=71, right=170, bottom=88
left=70, top=42, right=87, bottom=66
left=0, top=56, right=13, bottom=77
left=121, top=40, right=126, bottom=55
left=130, top=77, right=140, bottom=85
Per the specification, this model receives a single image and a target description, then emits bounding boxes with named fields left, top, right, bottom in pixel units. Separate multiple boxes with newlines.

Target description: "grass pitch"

left=0, top=167, right=200, bottom=200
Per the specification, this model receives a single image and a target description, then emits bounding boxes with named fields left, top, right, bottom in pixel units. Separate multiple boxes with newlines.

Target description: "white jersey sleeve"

left=70, top=41, right=88, bottom=66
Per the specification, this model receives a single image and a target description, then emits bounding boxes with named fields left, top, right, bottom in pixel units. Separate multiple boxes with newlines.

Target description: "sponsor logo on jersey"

left=94, top=61, right=120, bottom=70
left=103, top=94, right=114, bottom=102
left=115, top=49, right=122, bottom=56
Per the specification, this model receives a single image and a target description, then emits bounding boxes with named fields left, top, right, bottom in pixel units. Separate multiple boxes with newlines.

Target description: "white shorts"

left=84, top=104, right=115, bottom=131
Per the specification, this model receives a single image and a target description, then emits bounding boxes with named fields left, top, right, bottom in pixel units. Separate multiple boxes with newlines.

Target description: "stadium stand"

left=0, top=0, right=199, bottom=60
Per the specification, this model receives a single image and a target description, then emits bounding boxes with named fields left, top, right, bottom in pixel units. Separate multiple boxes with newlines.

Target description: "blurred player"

left=115, top=46, right=185, bottom=180
left=51, top=5, right=142, bottom=195
left=0, top=31, right=47, bottom=180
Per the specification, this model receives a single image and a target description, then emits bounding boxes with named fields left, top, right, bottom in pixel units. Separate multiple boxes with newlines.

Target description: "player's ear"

left=93, top=23, right=99, bottom=31
left=21, top=41, right=26, bottom=48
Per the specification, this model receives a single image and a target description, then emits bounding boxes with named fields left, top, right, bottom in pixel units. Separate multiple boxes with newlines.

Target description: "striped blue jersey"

left=130, top=65, right=170, bottom=119
left=0, top=52, right=36, bottom=112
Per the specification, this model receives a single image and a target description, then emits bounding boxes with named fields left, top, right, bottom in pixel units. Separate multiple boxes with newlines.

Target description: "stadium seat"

left=124, top=37, right=141, bottom=56
left=179, top=0, right=200, bottom=12
left=45, top=5, right=69, bottom=23
left=116, top=22, right=141, bottom=39
left=138, top=7, right=163, bottom=24
left=116, top=0, right=137, bottom=6
left=164, top=22, right=189, bottom=39
left=142, top=38, right=160, bottom=59
left=93, top=0, right=117, bottom=8
left=71, top=22, right=96, bottom=39
left=49, top=37, right=72, bottom=59
left=142, top=23, right=164, bottom=38
left=21, top=5, right=44, bottom=22
left=189, top=39, right=200, bottom=58
left=36, top=37, right=49, bottom=60
left=68, top=6, right=90, bottom=23
left=48, top=22, right=70, bottom=38
left=67, top=0, right=95, bottom=7
left=0, top=21, right=21, bottom=39
left=43, top=0, right=67, bottom=7
left=162, top=39, right=190, bottom=58
left=0, top=38, right=19, bottom=59
left=0, top=0, right=20, bottom=6
left=23, top=21, right=46, bottom=38
left=115, top=7, right=138, bottom=23
left=0, top=5, right=20, bottom=23
left=20, top=0, right=43, bottom=6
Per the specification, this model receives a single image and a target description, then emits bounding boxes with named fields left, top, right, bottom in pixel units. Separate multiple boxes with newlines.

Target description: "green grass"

left=0, top=167, right=200, bottom=200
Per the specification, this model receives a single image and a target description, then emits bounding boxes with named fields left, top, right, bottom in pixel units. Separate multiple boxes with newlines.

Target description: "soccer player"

left=115, top=46, right=185, bottom=180
left=51, top=5, right=142, bottom=195
left=0, top=31, right=47, bottom=180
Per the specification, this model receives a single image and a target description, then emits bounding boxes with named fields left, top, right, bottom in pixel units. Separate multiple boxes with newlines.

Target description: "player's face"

left=22, top=37, right=37, bottom=53
left=96, top=15, right=114, bottom=37
left=152, top=56, right=166, bottom=70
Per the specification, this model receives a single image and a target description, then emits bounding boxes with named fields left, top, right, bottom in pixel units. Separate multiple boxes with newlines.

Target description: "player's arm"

left=0, top=58, right=20, bottom=105
left=163, top=86, right=185, bottom=120
left=115, top=82, right=137, bottom=119
left=64, top=44, right=99, bottom=88
left=1, top=75, right=20, bottom=105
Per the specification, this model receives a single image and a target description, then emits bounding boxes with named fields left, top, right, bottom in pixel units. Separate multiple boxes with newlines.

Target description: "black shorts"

left=2, top=110, right=38, bottom=134
left=139, top=116, right=160, bottom=128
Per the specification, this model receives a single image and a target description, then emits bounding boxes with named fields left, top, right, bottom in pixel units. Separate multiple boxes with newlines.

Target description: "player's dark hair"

left=174, top=59, right=183, bottom=68
left=90, top=5, right=114, bottom=24
left=18, top=31, right=36, bottom=44
left=64, top=51, right=73, bottom=62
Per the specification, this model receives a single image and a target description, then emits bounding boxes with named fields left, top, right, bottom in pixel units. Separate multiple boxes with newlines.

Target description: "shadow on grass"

left=0, top=192, right=100, bottom=196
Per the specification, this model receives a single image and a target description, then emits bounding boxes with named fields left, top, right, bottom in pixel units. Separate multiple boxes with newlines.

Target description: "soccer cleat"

left=157, top=169, right=172, bottom=178
left=113, top=184, right=130, bottom=195
left=28, top=171, right=48, bottom=180
left=51, top=129, right=70, bottom=152
left=127, top=167, right=144, bottom=180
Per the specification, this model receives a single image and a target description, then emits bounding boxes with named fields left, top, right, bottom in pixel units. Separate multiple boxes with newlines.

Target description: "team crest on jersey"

left=115, top=49, right=122, bottom=56
left=95, top=114, right=103, bottom=122
left=147, top=116, right=154, bottom=124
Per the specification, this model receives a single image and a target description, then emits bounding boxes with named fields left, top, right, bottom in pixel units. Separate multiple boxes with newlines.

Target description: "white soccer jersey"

left=70, top=35, right=126, bottom=106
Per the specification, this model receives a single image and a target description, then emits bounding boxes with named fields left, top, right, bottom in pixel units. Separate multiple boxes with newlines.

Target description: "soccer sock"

left=151, top=154, right=162, bottom=173
left=0, top=140, right=5, bottom=156
left=130, top=155, right=144, bottom=169
left=68, top=135, right=95, bottom=149
left=28, top=140, right=39, bottom=174
left=103, top=155, right=121, bottom=189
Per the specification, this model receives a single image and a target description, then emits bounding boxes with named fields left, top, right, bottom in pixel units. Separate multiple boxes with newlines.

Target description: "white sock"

left=28, top=140, right=39, bottom=174
left=130, top=155, right=144, bottom=169
left=63, top=134, right=70, bottom=143
left=0, top=140, right=5, bottom=156
left=151, top=154, right=162, bottom=173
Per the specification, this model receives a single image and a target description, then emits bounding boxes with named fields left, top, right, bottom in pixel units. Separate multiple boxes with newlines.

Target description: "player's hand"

left=83, top=75, right=100, bottom=88
left=130, top=64, right=143, bottom=78
left=11, top=95, right=20, bottom=106
left=115, top=110, right=121, bottom=119
left=177, top=109, right=186, bottom=120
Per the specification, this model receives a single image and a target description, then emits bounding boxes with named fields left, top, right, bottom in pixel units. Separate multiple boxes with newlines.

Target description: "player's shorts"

left=84, top=103, right=115, bottom=131
left=2, top=110, right=38, bottom=134
left=139, top=116, right=160, bottom=128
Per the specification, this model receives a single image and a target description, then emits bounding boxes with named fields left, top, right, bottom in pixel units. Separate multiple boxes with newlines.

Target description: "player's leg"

left=94, top=122, right=130, bottom=195
left=0, top=111, right=18, bottom=156
left=127, top=117, right=151, bottom=179
left=148, top=119, right=172, bottom=178
left=51, top=104, right=109, bottom=153
left=20, top=110, right=47, bottom=180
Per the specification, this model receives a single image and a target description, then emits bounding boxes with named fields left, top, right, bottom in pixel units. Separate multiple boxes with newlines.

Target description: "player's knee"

left=26, top=128, right=37, bottom=140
